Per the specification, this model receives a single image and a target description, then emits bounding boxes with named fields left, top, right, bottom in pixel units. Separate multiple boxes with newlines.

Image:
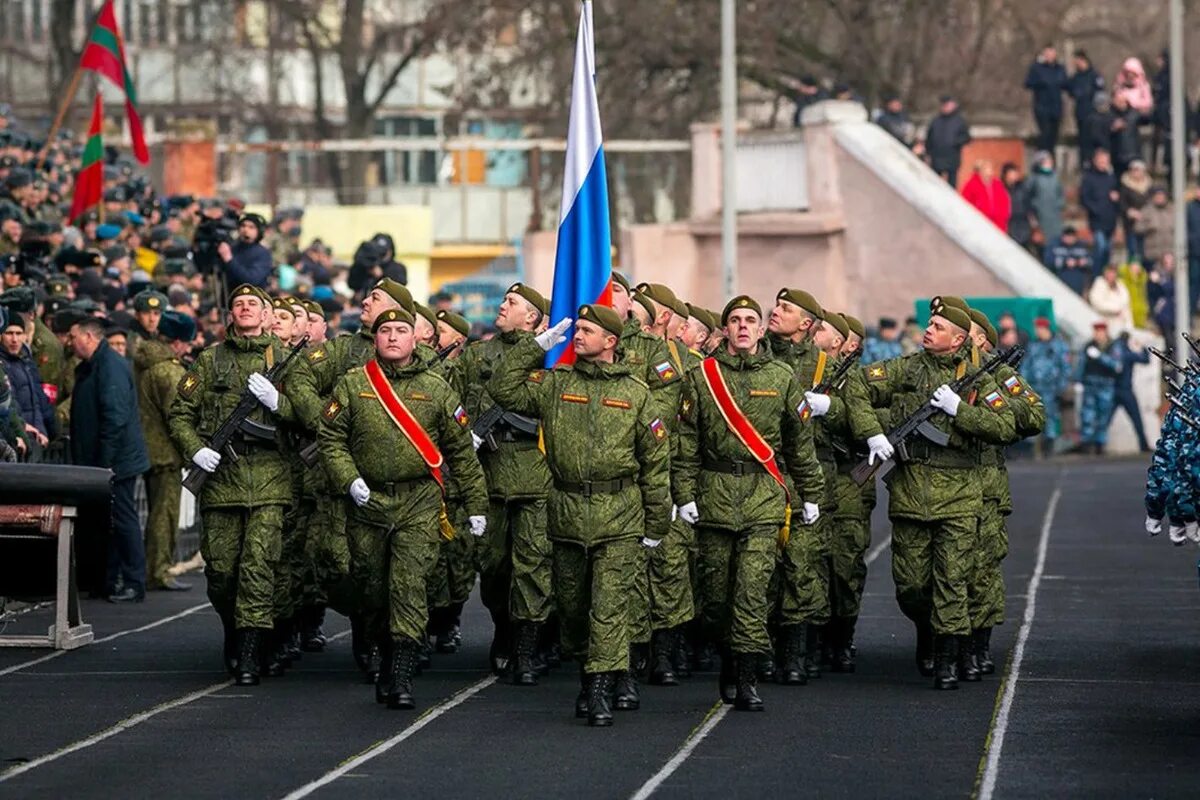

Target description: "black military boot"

left=350, top=614, right=370, bottom=673
left=830, top=617, right=857, bottom=674
left=630, top=642, right=649, bottom=674
left=220, top=611, right=238, bottom=676
left=234, top=629, right=262, bottom=687
left=365, top=642, right=383, bottom=684
left=649, top=629, right=679, bottom=686
left=263, top=627, right=286, bottom=678
left=287, top=623, right=302, bottom=664
left=510, top=622, right=540, bottom=686
left=975, top=628, right=995, bottom=675
left=718, top=647, right=737, bottom=704
left=375, top=638, right=394, bottom=705
left=299, top=605, right=327, bottom=653
left=933, top=634, right=959, bottom=691
left=673, top=628, right=692, bottom=679
left=575, top=664, right=590, bottom=719
left=803, top=624, right=823, bottom=679
left=432, top=607, right=458, bottom=654
left=387, top=637, right=418, bottom=710
left=272, top=620, right=293, bottom=670
left=541, top=616, right=562, bottom=670
left=693, top=639, right=717, bottom=672
left=777, top=624, right=808, bottom=686
left=958, top=634, right=981, bottom=682
left=587, top=672, right=615, bottom=727
left=733, top=653, right=765, bottom=712
left=489, top=618, right=511, bottom=677
left=915, top=624, right=935, bottom=677
left=614, top=668, right=640, bottom=711
left=416, top=638, right=432, bottom=674
left=758, top=651, right=777, bottom=682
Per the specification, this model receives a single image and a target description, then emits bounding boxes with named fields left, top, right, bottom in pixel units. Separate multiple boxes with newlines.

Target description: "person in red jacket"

left=961, top=160, right=1012, bottom=231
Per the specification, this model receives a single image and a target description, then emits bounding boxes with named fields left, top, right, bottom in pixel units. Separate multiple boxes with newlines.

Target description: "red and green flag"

left=79, top=0, right=148, bottom=164
left=68, top=93, right=104, bottom=224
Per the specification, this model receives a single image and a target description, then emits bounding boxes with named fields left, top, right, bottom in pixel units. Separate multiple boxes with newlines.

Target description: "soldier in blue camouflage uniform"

left=1144, top=361, right=1200, bottom=544
left=860, top=317, right=905, bottom=365
left=1023, top=317, right=1072, bottom=454
left=1076, top=321, right=1120, bottom=454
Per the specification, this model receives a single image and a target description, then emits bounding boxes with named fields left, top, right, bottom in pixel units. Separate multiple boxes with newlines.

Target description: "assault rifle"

left=1149, top=346, right=1196, bottom=377
left=182, top=335, right=310, bottom=495
left=472, top=403, right=540, bottom=452
left=813, top=349, right=862, bottom=394
left=850, top=345, right=1024, bottom=486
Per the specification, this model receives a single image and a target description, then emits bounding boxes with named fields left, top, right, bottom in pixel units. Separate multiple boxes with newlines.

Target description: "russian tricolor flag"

left=545, top=0, right=613, bottom=367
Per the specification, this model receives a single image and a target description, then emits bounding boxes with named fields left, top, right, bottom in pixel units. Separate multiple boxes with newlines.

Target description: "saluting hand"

left=535, top=317, right=573, bottom=352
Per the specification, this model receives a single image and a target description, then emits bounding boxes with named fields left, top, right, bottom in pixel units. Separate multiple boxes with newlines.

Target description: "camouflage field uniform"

left=136, top=338, right=185, bottom=588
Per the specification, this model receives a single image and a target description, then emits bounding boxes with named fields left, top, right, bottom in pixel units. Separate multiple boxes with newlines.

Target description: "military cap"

left=436, top=308, right=470, bottom=338
left=374, top=277, right=415, bottom=314
left=371, top=306, right=415, bottom=334
left=0, top=286, right=35, bottom=314
left=43, top=296, right=68, bottom=319
left=506, top=282, right=549, bottom=317
left=133, top=290, right=168, bottom=313
left=120, top=210, right=145, bottom=227
left=611, top=271, right=631, bottom=292
left=414, top=302, right=437, bottom=330
left=45, top=274, right=71, bottom=297
left=103, top=317, right=130, bottom=338
left=931, top=295, right=969, bottom=314
left=631, top=291, right=657, bottom=322
left=721, top=295, right=763, bottom=324
left=636, top=282, right=688, bottom=318
left=301, top=299, right=325, bottom=319
left=687, top=302, right=717, bottom=333
left=228, top=283, right=270, bottom=309
left=967, top=308, right=997, bottom=346
left=824, top=311, right=851, bottom=340
left=776, top=287, right=824, bottom=320
left=578, top=304, right=624, bottom=337
left=931, top=305, right=972, bottom=334
left=51, top=307, right=89, bottom=334
left=157, top=309, right=196, bottom=343
left=103, top=246, right=130, bottom=264
left=103, top=186, right=128, bottom=203
left=843, top=313, right=865, bottom=340
left=1034, top=316, right=1051, bottom=330
left=271, top=297, right=296, bottom=317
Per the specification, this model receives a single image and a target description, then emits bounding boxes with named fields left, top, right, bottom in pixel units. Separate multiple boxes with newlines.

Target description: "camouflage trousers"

left=274, top=494, right=315, bottom=622
left=346, top=506, right=441, bottom=642
left=307, top=494, right=356, bottom=616
left=475, top=496, right=551, bottom=624
left=143, top=467, right=181, bottom=588
left=200, top=505, right=285, bottom=630
left=890, top=515, right=975, bottom=636
left=697, top=525, right=777, bottom=655
left=773, top=512, right=831, bottom=627
left=829, top=512, right=872, bottom=620
left=553, top=537, right=640, bottom=674
left=1079, top=381, right=1115, bottom=445
left=968, top=500, right=1008, bottom=630
left=631, top=517, right=696, bottom=641
left=427, top=501, right=476, bottom=611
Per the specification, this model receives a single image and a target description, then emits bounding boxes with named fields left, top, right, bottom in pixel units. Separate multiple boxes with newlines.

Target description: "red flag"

left=79, top=0, right=148, bottom=164
left=67, top=94, right=104, bottom=224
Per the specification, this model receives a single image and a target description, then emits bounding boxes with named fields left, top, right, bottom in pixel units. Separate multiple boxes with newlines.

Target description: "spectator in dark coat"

left=1024, top=45, right=1070, bottom=152
left=792, top=75, right=829, bottom=127
left=1084, top=92, right=1116, bottom=162
left=216, top=213, right=273, bottom=289
left=1002, top=163, right=1034, bottom=249
left=925, top=96, right=971, bottom=188
left=0, top=316, right=55, bottom=455
left=873, top=94, right=915, bottom=147
left=69, top=316, right=149, bottom=602
left=1068, top=52, right=1106, bottom=162
left=1080, top=149, right=1120, bottom=274
left=297, top=239, right=333, bottom=286
left=373, top=233, right=408, bottom=285
left=1045, top=225, right=1094, bottom=295
left=1109, top=93, right=1143, bottom=175
left=1119, top=159, right=1153, bottom=264
left=1148, top=252, right=1177, bottom=342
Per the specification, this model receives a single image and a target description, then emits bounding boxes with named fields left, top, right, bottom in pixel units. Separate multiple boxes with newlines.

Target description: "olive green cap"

left=967, top=308, right=998, bottom=347
left=631, top=291, right=657, bottom=321
left=578, top=303, right=624, bottom=337
left=842, top=313, right=865, bottom=340
left=506, top=282, right=549, bottom=317
left=721, top=295, right=763, bottom=324
left=371, top=306, right=416, bottom=334
left=301, top=299, right=325, bottom=319
left=270, top=297, right=295, bottom=317
left=436, top=308, right=470, bottom=338
left=823, top=311, right=850, bottom=340
left=932, top=306, right=972, bottom=334
left=414, top=301, right=437, bottom=329
left=687, top=302, right=717, bottom=333
left=228, top=284, right=270, bottom=309
left=776, top=287, right=824, bottom=320
left=132, top=290, right=168, bottom=313
left=611, top=271, right=631, bottom=292
left=932, top=295, right=970, bottom=314
left=636, top=282, right=688, bottom=319
left=374, top=278, right=415, bottom=314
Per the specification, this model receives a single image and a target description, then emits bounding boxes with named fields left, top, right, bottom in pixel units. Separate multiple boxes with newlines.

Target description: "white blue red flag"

left=545, top=0, right=613, bottom=366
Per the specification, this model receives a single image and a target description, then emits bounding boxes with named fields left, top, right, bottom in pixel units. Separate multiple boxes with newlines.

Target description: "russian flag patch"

left=984, top=391, right=1006, bottom=410
left=655, top=361, right=677, bottom=382
left=1003, top=375, right=1022, bottom=395
left=650, top=417, right=667, bottom=441
left=453, top=405, right=469, bottom=427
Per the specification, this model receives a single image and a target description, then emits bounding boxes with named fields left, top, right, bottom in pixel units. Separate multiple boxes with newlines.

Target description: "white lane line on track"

left=976, top=486, right=1061, bottom=800
left=0, top=602, right=211, bottom=677
left=630, top=528, right=894, bottom=799
left=279, top=675, right=498, bottom=800
left=0, top=679, right=232, bottom=783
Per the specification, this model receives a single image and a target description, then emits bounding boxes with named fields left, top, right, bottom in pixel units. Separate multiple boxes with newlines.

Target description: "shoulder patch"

left=527, top=370, right=545, bottom=384
left=307, top=347, right=327, bottom=362
left=649, top=417, right=667, bottom=441
left=177, top=372, right=200, bottom=398
left=1022, top=389, right=1040, bottom=405
left=654, top=361, right=677, bottom=382
left=796, top=398, right=812, bottom=422
left=1002, top=375, right=1023, bottom=396
left=688, top=348, right=703, bottom=358
left=983, top=390, right=1007, bottom=410
left=453, top=405, right=469, bottom=427
left=603, top=397, right=632, bottom=410
left=866, top=363, right=887, bottom=381
left=322, top=398, right=343, bottom=421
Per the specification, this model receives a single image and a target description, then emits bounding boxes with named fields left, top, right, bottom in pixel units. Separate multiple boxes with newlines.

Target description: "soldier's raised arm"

left=486, top=334, right=550, bottom=418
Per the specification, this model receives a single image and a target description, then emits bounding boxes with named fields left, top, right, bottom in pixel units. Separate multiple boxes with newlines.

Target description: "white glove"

left=803, top=391, right=831, bottom=419
left=469, top=515, right=487, bottom=537
left=641, top=537, right=661, bottom=548
left=802, top=502, right=820, bottom=525
left=1169, top=523, right=1188, bottom=545
left=534, top=317, right=573, bottom=352
left=192, top=447, right=221, bottom=474
left=1145, top=515, right=1162, bottom=536
left=471, top=432, right=485, bottom=451
left=930, top=384, right=961, bottom=417
left=867, top=433, right=894, bottom=465
left=1187, top=521, right=1200, bottom=544
left=671, top=504, right=678, bottom=522
left=1086, top=345, right=1101, bottom=359
left=247, top=373, right=279, bottom=412
left=678, top=501, right=699, bottom=524
left=349, top=478, right=371, bottom=507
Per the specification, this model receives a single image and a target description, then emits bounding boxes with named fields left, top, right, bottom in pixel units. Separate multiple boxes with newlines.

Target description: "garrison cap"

left=0, top=286, right=35, bottom=314
left=436, top=308, right=470, bottom=338
left=967, top=308, right=998, bottom=346
left=301, top=299, right=325, bottom=319
left=578, top=303, right=624, bottom=337
left=228, top=283, right=270, bottom=309
left=776, top=287, right=824, bottom=320
left=132, top=290, right=168, bottom=313
left=611, top=271, right=631, bottom=292
left=506, top=282, right=549, bottom=317
left=414, top=302, right=437, bottom=330
left=843, top=313, right=865, bottom=340
left=271, top=297, right=296, bottom=317
left=721, top=295, right=763, bottom=324
left=931, top=295, right=969, bottom=314
left=631, top=291, right=657, bottom=321
left=823, top=311, right=851, bottom=340
left=636, top=282, right=688, bottom=318
left=374, top=277, right=415, bottom=314
left=687, top=302, right=717, bottom=333
left=371, top=306, right=415, bottom=334
left=157, top=309, right=196, bottom=343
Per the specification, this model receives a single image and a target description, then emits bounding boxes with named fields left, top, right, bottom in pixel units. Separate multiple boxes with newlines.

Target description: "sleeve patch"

left=453, top=405, right=469, bottom=427
left=322, top=398, right=343, bottom=421
left=1002, top=375, right=1023, bottom=395
left=602, top=397, right=632, bottom=409
left=178, top=373, right=199, bottom=398
left=650, top=417, right=668, bottom=441
left=796, top=399, right=812, bottom=422
left=984, top=391, right=1006, bottom=410
left=527, top=370, right=545, bottom=384
left=866, top=364, right=887, bottom=381
left=308, top=347, right=327, bottom=362
left=654, top=361, right=677, bottom=382
left=1023, top=389, right=1040, bottom=404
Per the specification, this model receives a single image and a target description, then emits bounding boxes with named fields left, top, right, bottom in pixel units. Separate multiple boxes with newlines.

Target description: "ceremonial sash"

left=812, top=350, right=827, bottom=387
left=363, top=359, right=455, bottom=540
left=700, top=357, right=792, bottom=548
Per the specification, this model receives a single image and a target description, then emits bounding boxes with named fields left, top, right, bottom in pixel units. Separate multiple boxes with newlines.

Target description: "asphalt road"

left=1, top=458, right=1197, bottom=799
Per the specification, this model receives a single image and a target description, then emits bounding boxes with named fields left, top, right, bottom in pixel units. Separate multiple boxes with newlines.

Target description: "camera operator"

left=215, top=212, right=272, bottom=290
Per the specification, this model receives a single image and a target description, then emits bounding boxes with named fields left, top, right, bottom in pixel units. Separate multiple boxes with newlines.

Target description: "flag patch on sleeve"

left=650, top=418, right=667, bottom=441
left=984, top=391, right=1006, bottom=410
left=796, top=399, right=812, bottom=422
left=655, top=361, right=677, bottom=381
left=453, top=405, right=469, bottom=427
left=1002, top=375, right=1023, bottom=395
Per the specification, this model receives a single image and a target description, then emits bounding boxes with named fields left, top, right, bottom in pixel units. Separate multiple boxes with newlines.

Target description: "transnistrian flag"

left=80, top=0, right=148, bottom=164
left=67, top=93, right=104, bottom=224
left=545, top=0, right=612, bottom=367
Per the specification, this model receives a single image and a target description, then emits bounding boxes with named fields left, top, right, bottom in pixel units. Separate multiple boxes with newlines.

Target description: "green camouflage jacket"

left=136, top=342, right=186, bottom=470
left=981, top=362, right=1047, bottom=513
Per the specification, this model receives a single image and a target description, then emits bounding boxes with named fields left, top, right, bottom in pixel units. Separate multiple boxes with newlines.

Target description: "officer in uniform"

left=128, top=289, right=167, bottom=366
left=1023, top=317, right=1071, bottom=456
left=862, top=301, right=1016, bottom=689
left=168, top=284, right=300, bottom=686
left=1077, top=320, right=1120, bottom=455
left=457, top=283, right=554, bottom=682
left=320, top=306, right=488, bottom=710
left=137, top=309, right=195, bottom=591
left=488, top=304, right=670, bottom=726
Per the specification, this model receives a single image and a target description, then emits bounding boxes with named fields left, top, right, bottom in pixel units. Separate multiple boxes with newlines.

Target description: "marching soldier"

left=319, top=306, right=488, bottom=710
left=168, top=284, right=301, bottom=686
left=675, top=296, right=825, bottom=711
left=488, top=304, right=670, bottom=726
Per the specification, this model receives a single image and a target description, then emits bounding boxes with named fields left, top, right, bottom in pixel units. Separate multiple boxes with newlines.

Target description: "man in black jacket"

left=0, top=314, right=54, bottom=458
left=70, top=316, right=150, bottom=602
left=925, top=96, right=971, bottom=188
left=1068, top=51, right=1106, bottom=162
left=216, top=213, right=273, bottom=291
left=1079, top=149, right=1120, bottom=277
left=1024, top=45, right=1069, bottom=153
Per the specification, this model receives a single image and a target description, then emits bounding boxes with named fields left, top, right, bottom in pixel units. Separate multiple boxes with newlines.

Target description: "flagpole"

left=37, top=63, right=86, bottom=169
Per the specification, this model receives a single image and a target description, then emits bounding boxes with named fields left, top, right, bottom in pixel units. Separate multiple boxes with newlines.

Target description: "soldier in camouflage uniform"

left=128, top=289, right=167, bottom=369
left=457, top=283, right=555, bottom=684
left=320, top=306, right=488, bottom=710
left=488, top=303, right=670, bottom=727
left=1023, top=318, right=1071, bottom=454
left=862, top=302, right=1016, bottom=690
left=168, top=284, right=301, bottom=687
left=676, top=296, right=826, bottom=711
left=136, top=310, right=195, bottom=591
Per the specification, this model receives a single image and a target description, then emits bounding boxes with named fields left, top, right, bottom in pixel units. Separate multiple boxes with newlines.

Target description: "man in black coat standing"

left=925, top=95, right=971, bottom=188
left=1025, top=45, right=1070, bottom=153
left=1067, top=51, right=1106, bottom=162
left=70, top=316, right=150, bottom=602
